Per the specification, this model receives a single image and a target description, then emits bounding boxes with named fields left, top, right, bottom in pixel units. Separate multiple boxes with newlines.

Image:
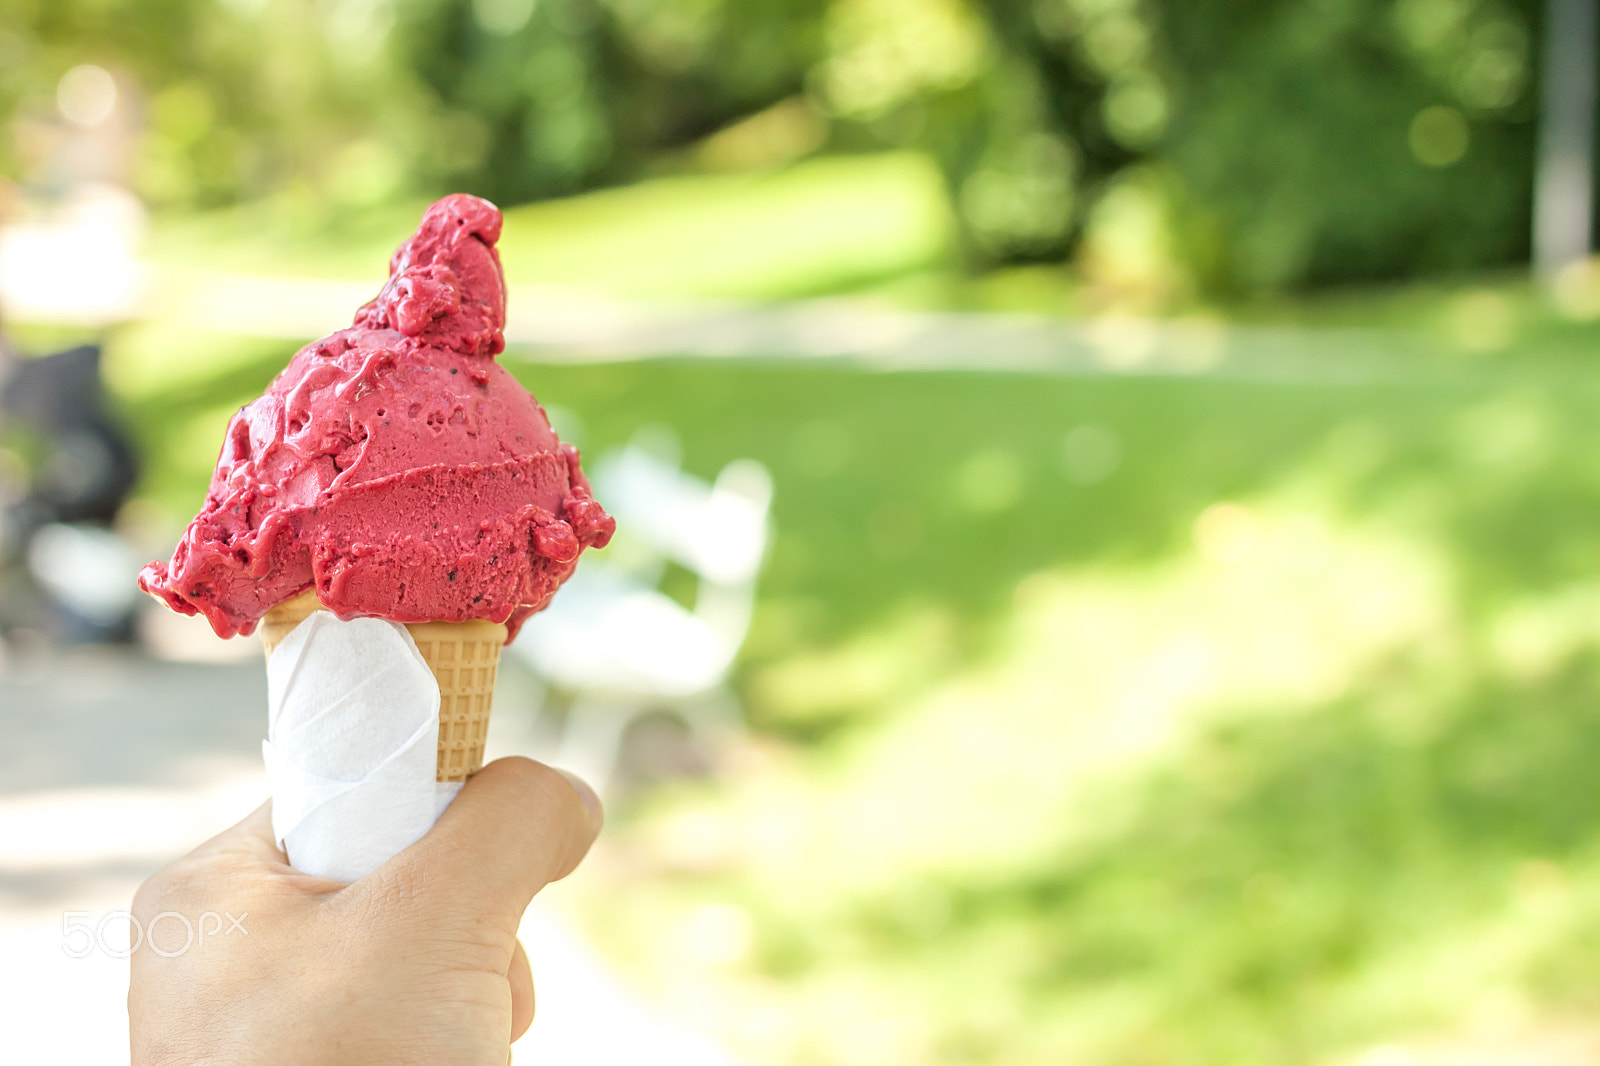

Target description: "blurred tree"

left=1157, top=0, right=1541, bottom=291
left=813, top=0, right=1546, bottom=291
left=388, top=0, right=828, bottom=203
left=813, top=0, right=1108, bottom=265
left=0, top=0, right=410, bottom=210
left=0, top=0, right=1561, bottom=293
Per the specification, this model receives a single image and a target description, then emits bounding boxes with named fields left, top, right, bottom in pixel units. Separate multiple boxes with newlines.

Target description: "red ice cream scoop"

left=139, top=194, right=614, bottom=642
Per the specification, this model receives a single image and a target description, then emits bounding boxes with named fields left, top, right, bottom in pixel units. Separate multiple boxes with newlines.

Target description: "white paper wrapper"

left=263, top=612, right=462, bottom=882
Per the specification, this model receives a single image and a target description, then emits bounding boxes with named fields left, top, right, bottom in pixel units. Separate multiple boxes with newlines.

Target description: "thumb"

left=389, top=756, right=602, bottom=920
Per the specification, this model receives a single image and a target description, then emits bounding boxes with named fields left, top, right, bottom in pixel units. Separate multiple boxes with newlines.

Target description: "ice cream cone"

left=258, top=590, right=506, bottom=782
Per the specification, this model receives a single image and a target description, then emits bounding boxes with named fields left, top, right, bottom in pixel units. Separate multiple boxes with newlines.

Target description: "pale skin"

left=128, top=757, right=603, bottom=1066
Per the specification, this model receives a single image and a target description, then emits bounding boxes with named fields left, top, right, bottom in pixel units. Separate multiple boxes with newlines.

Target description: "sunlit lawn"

left=507, top=355, right=1600, bottom=1066
left=80, top=152, right=1600, bottom=1063
left=110, top=335, right=1600, bottom=1064
left=139, top=150, right=954, bottom=300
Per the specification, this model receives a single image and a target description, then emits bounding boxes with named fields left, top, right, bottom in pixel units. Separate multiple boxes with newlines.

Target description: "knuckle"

left=133, top=853, right=221, bottom=918
left=522, top=757, right=582, bottom=810
left=493, top=754, right=550, bottom=792
left=129, top=875, right=163, bottom=921
left=132, top=868, right=185, bottom=920
left=361, top=865, right=427, bottom=916
left=490, top=756, right=582, bottom=822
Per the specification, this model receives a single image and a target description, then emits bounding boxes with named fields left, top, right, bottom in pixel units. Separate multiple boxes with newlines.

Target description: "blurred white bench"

left=512, top=429, right=772, bottom=791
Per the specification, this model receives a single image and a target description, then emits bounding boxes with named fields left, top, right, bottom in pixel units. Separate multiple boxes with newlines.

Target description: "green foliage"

left=852, top=0, right=1544, bottom=288
left=0, top=0, right=411, bottom=208
left=1158, top=0, right=1540, bottom=291
left=388, top=0, right=828, bottom=202
left=0, top=0, right=1560, bottom=290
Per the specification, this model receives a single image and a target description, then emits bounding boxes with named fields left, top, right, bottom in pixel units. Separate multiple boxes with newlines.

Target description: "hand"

left=128, top=757, right=603, bottom=1066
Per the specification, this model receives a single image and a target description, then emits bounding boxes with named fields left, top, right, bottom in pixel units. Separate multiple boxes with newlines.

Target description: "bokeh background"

left=7, top=0, right=1600, bottom=1063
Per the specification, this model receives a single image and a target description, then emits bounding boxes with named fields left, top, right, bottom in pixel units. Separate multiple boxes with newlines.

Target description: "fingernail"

left=556, top=768, right=604, bottom=829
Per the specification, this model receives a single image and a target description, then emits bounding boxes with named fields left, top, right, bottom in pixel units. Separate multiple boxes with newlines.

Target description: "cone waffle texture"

left=259, top=590, right=506, bottom=782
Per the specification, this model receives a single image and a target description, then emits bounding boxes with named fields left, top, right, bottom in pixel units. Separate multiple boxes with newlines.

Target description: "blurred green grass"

left=95, top=154, right=1600, bottom=1063
left=116, top=345, right=1600, bottom=1063
left=140, top=151, right=954, bottom=299
left=546, top=359, right=1600, bottom=1066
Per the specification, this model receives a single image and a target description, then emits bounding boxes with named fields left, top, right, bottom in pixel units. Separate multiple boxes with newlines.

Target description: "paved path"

left=170, top=272, right=1430, bottom=385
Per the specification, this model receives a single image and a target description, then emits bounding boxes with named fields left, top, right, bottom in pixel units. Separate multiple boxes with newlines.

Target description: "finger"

left=394, top=757, right=602, bottom=916
left=189, top=801, right=288, bottom=867
left=134, top=801, right=345, bottom=925
left=508, top=938, right=535, bottom=1042
left=186, top=801, right=351, bottom=896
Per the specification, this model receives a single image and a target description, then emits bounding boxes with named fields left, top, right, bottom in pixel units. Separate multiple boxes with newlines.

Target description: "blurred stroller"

left=511, top=428, right=773, bottom=793
left=0, top=335, right=142, bottom=643
left=0, top=177, right=148, bottom=645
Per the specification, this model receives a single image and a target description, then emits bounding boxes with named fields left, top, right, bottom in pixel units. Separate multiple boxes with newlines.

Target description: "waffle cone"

left=258, top=590, right=506, bottom=782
